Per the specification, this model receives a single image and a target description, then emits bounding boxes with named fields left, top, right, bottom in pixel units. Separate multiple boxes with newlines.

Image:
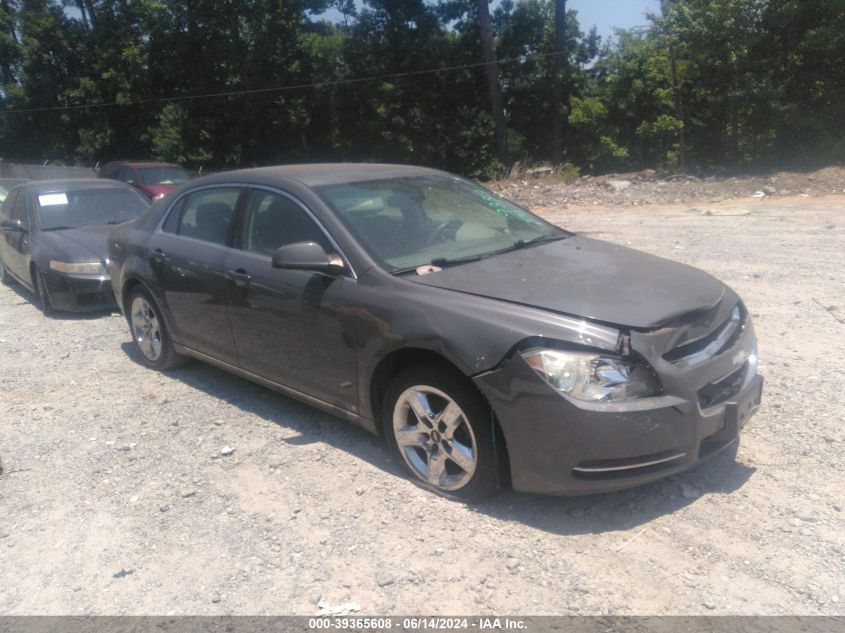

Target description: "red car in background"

left=98, top=161, right=190, bottom=201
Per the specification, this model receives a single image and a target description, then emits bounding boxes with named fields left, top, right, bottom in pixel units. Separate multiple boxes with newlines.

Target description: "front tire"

left=382, top=364, right=498, bottom=501
left=126, top=286, right=186, bottom=369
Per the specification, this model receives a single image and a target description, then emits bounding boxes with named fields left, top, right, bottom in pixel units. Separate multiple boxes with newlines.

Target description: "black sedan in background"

left=0, top=179, right=150, bottom=314
left=108, top=164, right=762, bottom=500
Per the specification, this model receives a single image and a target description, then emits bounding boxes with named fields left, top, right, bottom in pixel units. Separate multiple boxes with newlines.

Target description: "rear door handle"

left=150, top=248, right=166, bottom=263
left=226, top=268, right=252, bottom=287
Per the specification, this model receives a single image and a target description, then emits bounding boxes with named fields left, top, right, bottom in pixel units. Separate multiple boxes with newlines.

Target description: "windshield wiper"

left=391, top=253, right=486, bottom=275
left=390, top=233, right=569, bottom=276
left=499, top=233, right=569, bottom=253
left=41, top=225, right=77, bottom=231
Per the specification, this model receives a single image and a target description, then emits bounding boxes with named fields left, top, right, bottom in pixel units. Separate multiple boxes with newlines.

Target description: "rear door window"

left=163, top=188, right=241, bottom=246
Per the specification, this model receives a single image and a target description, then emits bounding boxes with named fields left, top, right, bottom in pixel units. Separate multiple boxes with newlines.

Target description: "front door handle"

left=226, top=268, right=252, bottom=287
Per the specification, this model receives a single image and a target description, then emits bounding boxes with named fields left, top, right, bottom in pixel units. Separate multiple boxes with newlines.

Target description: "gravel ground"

left=0, top=192, right=843, bottom=616
left=491, top=166, right=845, bottom=209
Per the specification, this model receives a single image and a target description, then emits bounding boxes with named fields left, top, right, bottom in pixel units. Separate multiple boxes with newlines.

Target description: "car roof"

left=103, top=161, right=182, bottom=169
left=197, top=163, right=450, bottom=188
left=19, top=179, right=135, bottom=195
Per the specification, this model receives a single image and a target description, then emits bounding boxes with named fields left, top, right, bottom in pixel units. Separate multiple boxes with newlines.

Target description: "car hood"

left=140, top=183, right=178, bottom=199
left=38, top=225, right=111, bottom=262
left=408, top=236, right=726, bottom=329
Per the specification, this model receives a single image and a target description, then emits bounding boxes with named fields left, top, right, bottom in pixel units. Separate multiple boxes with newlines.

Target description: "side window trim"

left=157, top=183, right=356, bottom=278
left=156, top=184, right=245, bottom=248
left=237, top=185, right=356, bottom=278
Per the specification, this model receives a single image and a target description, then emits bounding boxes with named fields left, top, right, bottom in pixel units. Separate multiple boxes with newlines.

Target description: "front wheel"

left=126, top=287, right=186, bottom=369
left=382, top=365, right=498, bottom=501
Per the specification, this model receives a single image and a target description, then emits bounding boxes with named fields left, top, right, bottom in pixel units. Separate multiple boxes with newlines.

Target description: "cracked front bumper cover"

left=474, top=352, right=763, bottom=495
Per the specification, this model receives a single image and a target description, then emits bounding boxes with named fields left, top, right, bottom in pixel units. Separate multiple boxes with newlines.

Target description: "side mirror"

left=271, top=241, right=345, bottom=275
left=0, top=219, right=25, bottom=233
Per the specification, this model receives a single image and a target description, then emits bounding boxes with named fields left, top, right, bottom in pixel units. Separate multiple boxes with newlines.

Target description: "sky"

left=318, top=1, right=661, bottom=42
left=568, top=0, right=660, bottom=40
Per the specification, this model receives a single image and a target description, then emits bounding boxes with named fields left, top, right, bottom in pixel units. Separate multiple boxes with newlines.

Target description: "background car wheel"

left=126, top=287, right=186, bottom=370
left=382, top=364, right=498, bottom=502
left=33, top=269, right=55, bottom=316
left=0, top=261, right=13, bottom=285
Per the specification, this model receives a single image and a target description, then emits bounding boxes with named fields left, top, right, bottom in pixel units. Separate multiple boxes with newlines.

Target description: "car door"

left=149, top=186, right=244, bottom=364
left=224, top=188, right=359, bottom=410
left=3, top=189, right=34, bottom=282
left=0, top=190, right=17, bottom=274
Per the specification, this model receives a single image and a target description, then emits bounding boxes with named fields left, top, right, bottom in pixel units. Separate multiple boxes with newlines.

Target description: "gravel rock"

left=376, top=573, right=395, bottom=587
left=680, top=482, right=701, bottom=499
left=607, top=180, right=633, bottom=192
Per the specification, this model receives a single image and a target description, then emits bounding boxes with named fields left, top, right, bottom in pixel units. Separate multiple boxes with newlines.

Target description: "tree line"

left=1, top=0, right=843, bottom=179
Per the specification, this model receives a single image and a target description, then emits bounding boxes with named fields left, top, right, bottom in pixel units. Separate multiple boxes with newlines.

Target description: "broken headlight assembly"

left=521, top=348, right=662, bottom=402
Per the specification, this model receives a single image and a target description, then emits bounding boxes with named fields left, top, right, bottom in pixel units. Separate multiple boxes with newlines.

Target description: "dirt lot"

left=0, top=189, right=843, bottom=616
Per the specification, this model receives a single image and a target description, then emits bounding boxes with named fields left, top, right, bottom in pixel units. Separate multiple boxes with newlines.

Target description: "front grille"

left=664, top=304, right=745, bottom=368
left=697, top=361, right=748, bottom=409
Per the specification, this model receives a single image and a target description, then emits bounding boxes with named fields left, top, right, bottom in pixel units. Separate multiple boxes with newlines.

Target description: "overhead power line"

left=0, top=50, right=566, bottom=115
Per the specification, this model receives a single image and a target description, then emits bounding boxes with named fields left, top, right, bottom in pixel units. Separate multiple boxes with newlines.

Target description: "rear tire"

left=382, top=364, right=498, bottom=502
left=126, top=286, right=186, bottom=370
left=33, top=269, right=55, bottom=316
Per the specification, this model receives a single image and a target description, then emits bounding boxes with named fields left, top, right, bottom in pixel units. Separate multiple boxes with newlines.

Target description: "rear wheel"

left=127, top=286, right=186, bottom=369
left=382, top=365, right=498, bottom=501
left=33, top=269, right=55, bottom=316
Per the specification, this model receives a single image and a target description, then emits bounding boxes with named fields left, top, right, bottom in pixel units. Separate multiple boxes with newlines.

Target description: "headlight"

left=747, top=341, right=758, bottom=376
left=50, top=260, right=106, bottom=275
left=521, top=348, right=661, bottom=402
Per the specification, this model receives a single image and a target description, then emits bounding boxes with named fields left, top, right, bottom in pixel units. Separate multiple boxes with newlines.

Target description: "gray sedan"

left=107, top=164, right=762, bottom=500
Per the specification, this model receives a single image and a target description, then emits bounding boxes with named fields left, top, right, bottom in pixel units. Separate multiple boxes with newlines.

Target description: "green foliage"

left=0, top=0, right=843, bottom=175
left=556, top=161, right=580, bottom=183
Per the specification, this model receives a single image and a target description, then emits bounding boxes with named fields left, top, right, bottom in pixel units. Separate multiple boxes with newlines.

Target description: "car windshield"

left=138, top=166, right=190, bottom=185
left=36, top=188, right=150, bottom=230
left=316, top=176, right=565, bottom=271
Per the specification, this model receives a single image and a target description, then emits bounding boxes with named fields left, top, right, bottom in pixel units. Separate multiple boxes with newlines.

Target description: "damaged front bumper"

left=474, top=309, right=762, bottom=495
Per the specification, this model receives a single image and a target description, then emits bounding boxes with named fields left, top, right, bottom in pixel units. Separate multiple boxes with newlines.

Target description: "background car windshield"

left=36, top=188, right=150, bottom=230
left=317, top=176, right=562, bottom=269
left=138, top=167, right=190, bottom=185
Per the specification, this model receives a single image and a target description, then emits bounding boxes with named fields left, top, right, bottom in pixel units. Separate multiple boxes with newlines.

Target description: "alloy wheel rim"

left=392, top=385, right=477, bottom=490
left=130, top=296, right=163, bottom=361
